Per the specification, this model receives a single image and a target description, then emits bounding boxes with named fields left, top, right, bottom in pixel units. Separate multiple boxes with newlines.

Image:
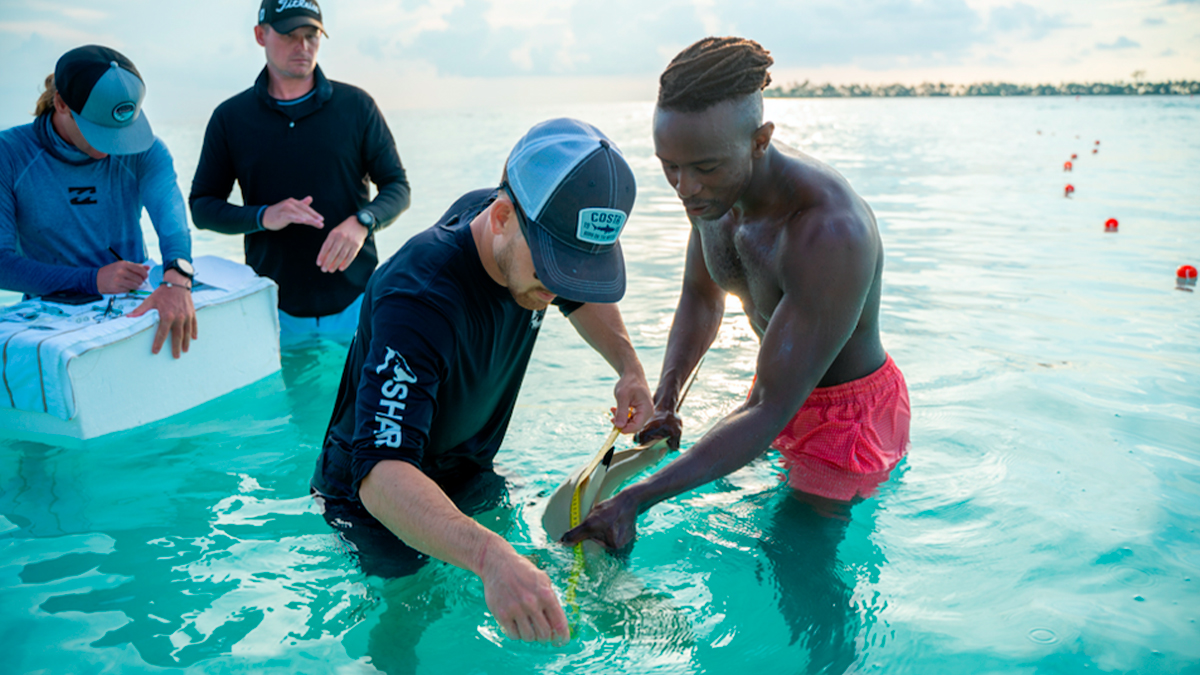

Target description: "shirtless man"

left=565, top=37, right=910, bottom=549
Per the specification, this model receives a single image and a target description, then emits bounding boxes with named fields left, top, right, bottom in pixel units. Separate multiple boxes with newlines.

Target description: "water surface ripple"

left=1, top=96, right=1197, bottom=674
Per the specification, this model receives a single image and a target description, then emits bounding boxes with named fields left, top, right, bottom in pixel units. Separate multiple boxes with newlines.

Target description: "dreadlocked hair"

left=657, top=37, right=773, bottom=113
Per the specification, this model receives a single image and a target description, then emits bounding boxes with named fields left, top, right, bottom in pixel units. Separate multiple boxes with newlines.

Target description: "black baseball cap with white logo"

left=54, top=45, right=153, bottom=156
left=259, top=0, right=327, bottom=36
left=502, top=118, right=637, bottom=304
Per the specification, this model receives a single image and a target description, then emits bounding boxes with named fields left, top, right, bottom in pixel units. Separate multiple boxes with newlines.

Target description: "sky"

left=1, top=0, right=1198, bottom=124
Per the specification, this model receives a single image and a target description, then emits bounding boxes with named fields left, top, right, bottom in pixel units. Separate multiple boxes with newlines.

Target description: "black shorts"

left=313, top=469, right=509, bottom=579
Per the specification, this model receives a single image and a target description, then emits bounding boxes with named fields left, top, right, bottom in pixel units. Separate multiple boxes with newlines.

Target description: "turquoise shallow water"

left=2, top=96, right=1198, bottom=674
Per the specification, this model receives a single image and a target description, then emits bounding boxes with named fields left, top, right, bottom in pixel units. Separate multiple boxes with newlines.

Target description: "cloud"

left=0, top=20, right=118, bottom=45
left=1, top=0, right=1192, bottom=123
left=19, top=1, right=108, bottom=22
left=380, top=0, right=708, bottom=77
left=365, top=0, right=1080, bottom=77
left=1160, top=48, right=1178, bottom=56
left=1096, top=36, right=1141, bottom=50
left=988, top=3, right=1070, bottom=40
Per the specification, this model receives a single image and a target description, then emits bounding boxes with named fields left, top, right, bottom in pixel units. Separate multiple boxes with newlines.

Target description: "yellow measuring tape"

left=564, top=425, right=621, bottom=612
left=561, top=357, right=705, bottom=618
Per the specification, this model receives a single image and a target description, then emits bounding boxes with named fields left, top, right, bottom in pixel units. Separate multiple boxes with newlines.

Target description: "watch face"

left=174, top=259, right=195, bottom=276
left=357, top=210, right=375, bottom=227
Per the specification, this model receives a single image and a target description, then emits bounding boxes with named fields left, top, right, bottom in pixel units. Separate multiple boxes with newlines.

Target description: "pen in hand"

left=106, top=247, right=151, bottom=294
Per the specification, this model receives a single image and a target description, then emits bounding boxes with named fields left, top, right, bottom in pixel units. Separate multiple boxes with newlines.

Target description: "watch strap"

left=356, top=209, right=376, bottom=232
left=164, top=258, right=195, bottom=281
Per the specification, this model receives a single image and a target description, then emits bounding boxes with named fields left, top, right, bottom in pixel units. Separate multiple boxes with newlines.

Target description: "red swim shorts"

left=771, top=354, right=911, bottom=501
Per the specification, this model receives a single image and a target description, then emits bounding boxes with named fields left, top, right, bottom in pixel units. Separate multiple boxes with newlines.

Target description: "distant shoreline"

left=765, top=81, right=1200, bottom=98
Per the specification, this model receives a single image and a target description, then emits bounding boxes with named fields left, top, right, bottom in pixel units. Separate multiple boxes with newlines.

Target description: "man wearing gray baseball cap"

left=0, top=45, right=198, bottom=358
left=311, top=118, right=652, bottom=646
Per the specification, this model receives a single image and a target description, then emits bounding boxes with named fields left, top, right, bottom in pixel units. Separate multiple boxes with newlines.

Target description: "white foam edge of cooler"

left=0, top=282, right=281, bottom=442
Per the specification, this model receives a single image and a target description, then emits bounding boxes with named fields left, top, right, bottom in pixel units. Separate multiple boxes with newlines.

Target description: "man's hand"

left=562, top=490, right=639, bottom=550
left=262, top=196, right=325, bottom=232
left=478, top=539, right=570, bottom=643
left=316, top=216, right=368, bottom=273
left=127, top=270, right=197, bottom=358
left=97, top=261, right=149, bottom=294
left=634, top=408, right=683, bottom=450
left=612, top=370, right=654, bottom=433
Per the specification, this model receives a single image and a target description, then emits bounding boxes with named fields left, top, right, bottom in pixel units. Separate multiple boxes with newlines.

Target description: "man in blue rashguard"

left=312, top=119, right=652, bottom=644
left=0, top=45, right=197, bottom=358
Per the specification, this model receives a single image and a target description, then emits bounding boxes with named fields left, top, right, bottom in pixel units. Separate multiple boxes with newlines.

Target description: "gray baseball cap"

left=54, top=45, right=153, bottom=155
left=502, top=118, right=637, bottom=304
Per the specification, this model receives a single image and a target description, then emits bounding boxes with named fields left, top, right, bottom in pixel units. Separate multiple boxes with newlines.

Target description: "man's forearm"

left=654, top=286, right=724, bottom=410
left=140, top=141, right=193, bottom=263
left=623, top=399, right=791, bottom=512
left=0, top=250, right=96, bottom=296
left=359, top=460, right=508, bottom=575
left=365, top=174, right=411, bottom=234
left=360, top=460, right=570, bottom=642
left=189, top=196, right=263, bottom=235
left=567, top=303, right=644, bottom=379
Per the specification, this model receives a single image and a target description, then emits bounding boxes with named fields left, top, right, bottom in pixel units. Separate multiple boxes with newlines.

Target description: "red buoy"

left=1064, top=161, right=1073, bottom=171
left=1064, top=184, right=1075, bottom=197
left=1071, top=153, right=1078, bottom=159
left=1105, top=218, right=1118, bottom=231
left=1095, top=140, right=1101, bottom=145
left=1179, top=265, right=1199, bottom=280
left=1092, top=148, right=1098, bottom=154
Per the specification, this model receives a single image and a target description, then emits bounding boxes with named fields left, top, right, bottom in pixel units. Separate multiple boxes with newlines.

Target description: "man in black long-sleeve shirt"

left=189, top=0, right=410, bottom=342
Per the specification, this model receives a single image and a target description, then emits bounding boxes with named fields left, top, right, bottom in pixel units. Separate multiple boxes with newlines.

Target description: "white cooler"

left=0, top=256, right=281, bottom=442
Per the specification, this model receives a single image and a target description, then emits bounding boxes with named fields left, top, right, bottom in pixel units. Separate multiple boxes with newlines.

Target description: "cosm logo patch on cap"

left=112, top=101, right=136, bottom=123
left=576, top=208, right=626, bottom=245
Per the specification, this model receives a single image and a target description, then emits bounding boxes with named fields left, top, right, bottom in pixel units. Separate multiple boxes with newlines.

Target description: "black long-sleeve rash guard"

left=312, top=189, right=582, bottom=501
left=189, top=66, right=410, bottom=317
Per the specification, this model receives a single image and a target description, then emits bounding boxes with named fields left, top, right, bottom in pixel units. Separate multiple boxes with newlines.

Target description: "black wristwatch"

left=164, top=258, right=195, bottom=282
left=356, top=209, right=376, bottom=232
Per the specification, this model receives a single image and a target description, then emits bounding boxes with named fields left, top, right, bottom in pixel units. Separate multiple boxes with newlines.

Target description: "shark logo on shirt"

left=530, top=308, right=545, bottom=330
left=373, top=346, right=417, bottom=448
left=376, top=346, right=416, bottom=381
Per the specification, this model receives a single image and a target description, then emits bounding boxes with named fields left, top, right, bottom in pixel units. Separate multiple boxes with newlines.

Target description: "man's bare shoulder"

left=773, top=144, right=866, bottom=214
left=769, top=144, right=876, bottom=247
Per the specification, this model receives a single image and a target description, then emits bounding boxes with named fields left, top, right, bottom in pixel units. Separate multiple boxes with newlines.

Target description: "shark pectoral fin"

left=595, top=438, right=670, bottom=503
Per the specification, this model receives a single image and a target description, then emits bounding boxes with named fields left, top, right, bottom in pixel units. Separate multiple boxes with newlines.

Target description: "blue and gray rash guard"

left=313, top=189, right=581, bottom=501
left=0, top=114, right=191, bottom=296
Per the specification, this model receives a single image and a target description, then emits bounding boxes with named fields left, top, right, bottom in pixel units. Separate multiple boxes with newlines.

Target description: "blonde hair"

left=34, top=74, right=56, bottom=117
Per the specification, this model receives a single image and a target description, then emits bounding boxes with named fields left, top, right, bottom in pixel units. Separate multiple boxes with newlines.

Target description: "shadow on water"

left=280, top=339, right=352, bottom=435
left=737, top=486, right=886, bottom=675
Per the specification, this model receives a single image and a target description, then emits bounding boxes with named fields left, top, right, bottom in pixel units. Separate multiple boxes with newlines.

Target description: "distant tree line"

left=764, top=80, right=1200, bottom=98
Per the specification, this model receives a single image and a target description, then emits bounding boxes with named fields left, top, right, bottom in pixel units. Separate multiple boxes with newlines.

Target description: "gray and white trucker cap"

left=502, top=118, right=637, bottom=304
